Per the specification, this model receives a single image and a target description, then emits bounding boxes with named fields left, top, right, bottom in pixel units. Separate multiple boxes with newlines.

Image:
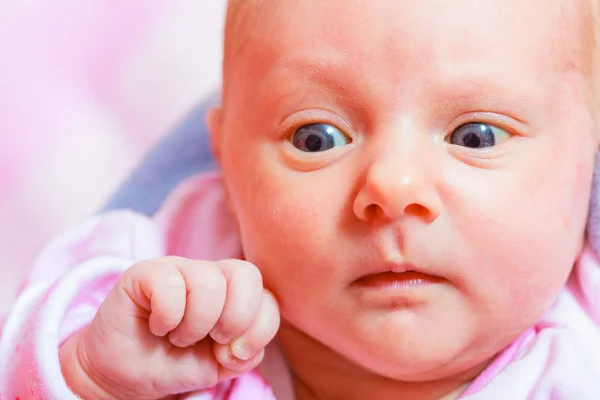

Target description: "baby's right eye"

left=291, top=123, right=351, bottom=153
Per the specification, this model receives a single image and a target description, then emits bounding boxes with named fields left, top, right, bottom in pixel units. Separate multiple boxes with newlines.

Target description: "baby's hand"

left=59, top=257, right=280, bottom=400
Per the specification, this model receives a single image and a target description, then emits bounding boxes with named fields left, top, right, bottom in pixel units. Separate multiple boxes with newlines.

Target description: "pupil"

left=306, top=135, right=323, bottom=152
left=463, top=133, right=481, bottom=148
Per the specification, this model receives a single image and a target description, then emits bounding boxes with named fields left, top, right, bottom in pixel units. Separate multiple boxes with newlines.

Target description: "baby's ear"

left=206, top=106, right=223, bottom=163
left=206, top=106, right=237, bottom=217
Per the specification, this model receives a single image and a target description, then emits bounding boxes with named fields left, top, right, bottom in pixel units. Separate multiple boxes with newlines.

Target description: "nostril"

left=364, top=204, right=383, bottom=220
left=405, top=203, right=430, bottom=219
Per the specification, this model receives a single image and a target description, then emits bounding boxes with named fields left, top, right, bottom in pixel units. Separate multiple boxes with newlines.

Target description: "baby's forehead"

left=226, top=0, right=596, bottom=35
left=224, top=0, right=599, bottom=102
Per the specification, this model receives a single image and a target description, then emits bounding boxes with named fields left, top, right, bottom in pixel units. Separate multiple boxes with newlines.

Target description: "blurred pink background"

left=0, top=0, right=226, bottom=312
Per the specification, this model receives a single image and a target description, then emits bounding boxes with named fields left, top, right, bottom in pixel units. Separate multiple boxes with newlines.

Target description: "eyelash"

left=280, top=111, right=355, bottom=140
left=444, top=112, right=519, bottom=138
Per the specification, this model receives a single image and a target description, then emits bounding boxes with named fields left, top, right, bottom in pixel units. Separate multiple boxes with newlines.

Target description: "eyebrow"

left=280, top=56, right=359, bottom=90
left=265, top=55, right=377, bottom=108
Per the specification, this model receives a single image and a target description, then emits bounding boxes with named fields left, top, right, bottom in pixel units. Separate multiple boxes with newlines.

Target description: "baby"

left=2, top=0, right=600, bottom=399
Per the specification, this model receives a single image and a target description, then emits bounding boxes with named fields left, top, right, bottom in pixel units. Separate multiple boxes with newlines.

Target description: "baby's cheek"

left=461, top=177, right=577, bottom=320
left=233, top=179, right=334, bottom=282
left=502, top=171, right=589, bottom=311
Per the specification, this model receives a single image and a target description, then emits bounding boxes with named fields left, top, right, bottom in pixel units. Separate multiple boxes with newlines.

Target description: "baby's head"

left=209, top=0, right=600, bottom=386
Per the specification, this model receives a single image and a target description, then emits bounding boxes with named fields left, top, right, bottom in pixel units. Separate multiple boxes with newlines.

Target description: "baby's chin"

left=339, top=334, right=498, bottom=384
left=313, top=312, right=513, bottom=383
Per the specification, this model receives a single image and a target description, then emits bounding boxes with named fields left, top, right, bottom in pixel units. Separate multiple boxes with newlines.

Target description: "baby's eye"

left=291, top=123, right=351, bottom=152
left=447, top=123, right=509, bottom=149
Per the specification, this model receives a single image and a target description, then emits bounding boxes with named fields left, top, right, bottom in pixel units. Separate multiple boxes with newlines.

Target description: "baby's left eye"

left=447, top=123, right=510, bottom=148
left=291, top=123, right=351, bottom=152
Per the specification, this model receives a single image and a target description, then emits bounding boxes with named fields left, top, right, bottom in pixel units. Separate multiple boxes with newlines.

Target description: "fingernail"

left=230, top=339, right=255, bottom=361
left=215, top=343, right=243, bottom=367
left=210, top=331, right=232, bottom=345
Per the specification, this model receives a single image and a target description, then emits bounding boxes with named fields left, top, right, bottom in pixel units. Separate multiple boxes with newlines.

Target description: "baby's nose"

left=352, top=141, right=443, bottom=224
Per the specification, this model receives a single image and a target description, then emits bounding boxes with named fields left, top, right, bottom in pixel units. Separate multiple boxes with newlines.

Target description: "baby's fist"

left=60, top=257, right=280, bottom=400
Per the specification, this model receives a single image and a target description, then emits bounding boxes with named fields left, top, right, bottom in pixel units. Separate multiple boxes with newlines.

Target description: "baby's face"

left=213, top=0, right=599, bottom=381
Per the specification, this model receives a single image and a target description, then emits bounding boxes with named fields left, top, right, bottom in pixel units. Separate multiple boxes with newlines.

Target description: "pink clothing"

left=1, top=172, right=600, bottom=399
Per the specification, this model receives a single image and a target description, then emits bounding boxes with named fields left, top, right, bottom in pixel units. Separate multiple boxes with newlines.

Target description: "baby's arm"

left=0, top=211, right=163, bottom=399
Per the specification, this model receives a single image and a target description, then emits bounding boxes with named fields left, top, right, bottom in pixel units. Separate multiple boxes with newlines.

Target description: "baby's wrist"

left=59, top=328, right=121, bottom=400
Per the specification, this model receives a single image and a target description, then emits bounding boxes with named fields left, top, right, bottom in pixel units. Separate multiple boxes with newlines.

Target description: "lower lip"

left=353, top=271, right=443, bottom=307
left=352, top=271, right=444, bottom=307
left=356, top=271, right=442, bottom=290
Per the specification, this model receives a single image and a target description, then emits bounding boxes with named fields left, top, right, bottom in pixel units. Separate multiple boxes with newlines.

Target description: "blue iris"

left=292, top=123, right=350, bottom=152
left=449, top=123, right=509, bottom=148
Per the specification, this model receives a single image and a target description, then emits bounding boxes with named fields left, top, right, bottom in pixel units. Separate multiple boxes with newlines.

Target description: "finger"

left=209, top=260, right=264, bottom=345
left=122, top=260, right=187, bottom=337
left=230, top=290, right=280, bottom=361
left=169, top=261, right=227, bottom=348
left=213, top=342, right=265, bottom=374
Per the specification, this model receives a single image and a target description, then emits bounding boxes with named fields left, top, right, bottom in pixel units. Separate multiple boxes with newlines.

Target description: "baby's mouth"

left=351, top=263, right=446, bottom=307
left=355, top=270, right=443, bottom=289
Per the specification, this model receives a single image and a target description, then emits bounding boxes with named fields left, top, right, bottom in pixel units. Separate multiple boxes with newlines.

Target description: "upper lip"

left=353, top=257, right=447, bottom=283
left=351, top=231, right=444, bottom=282
left=365, top=262, right=415, bottom=276
left=357, top=262, right=437, bottom=280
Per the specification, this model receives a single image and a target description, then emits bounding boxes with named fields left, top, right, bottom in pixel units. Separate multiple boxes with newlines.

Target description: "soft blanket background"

left=0, top=0, right=226, bottom=313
